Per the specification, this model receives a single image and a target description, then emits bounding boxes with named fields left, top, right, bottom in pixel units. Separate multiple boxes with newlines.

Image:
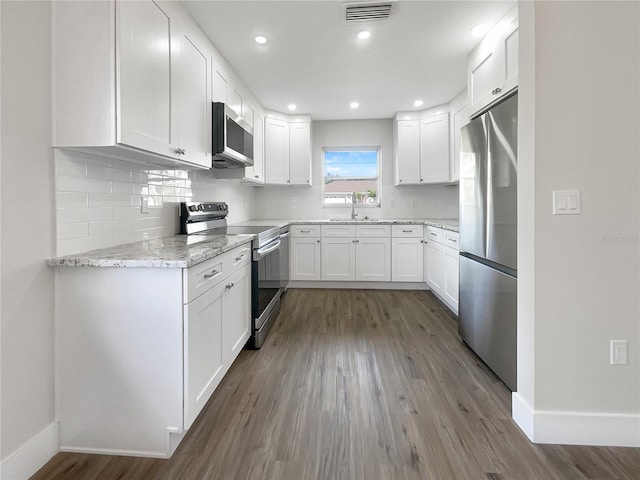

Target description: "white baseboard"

left=0, top=422, right=59, bottom=480
left=512, top=393, right=640, bottom=447
left=287, top=281, right=429, bottom=290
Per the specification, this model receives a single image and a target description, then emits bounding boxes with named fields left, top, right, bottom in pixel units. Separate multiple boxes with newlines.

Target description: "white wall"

left=253, top=119, right=459, bottom=220
left=54, top=150, right=256, bottom=257
left=1, top=0, right=56, bottom=468
left=515, top=0, right=640, bottom=446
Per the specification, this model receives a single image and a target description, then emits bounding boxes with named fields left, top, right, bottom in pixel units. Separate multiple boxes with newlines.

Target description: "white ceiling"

left=182, top=1, right=515, bottom=120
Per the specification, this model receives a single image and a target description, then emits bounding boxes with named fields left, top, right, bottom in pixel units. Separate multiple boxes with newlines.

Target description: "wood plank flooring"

left=32, top=289, right=640, bottom=480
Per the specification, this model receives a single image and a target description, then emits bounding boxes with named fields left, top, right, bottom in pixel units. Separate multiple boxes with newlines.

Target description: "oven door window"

left=257, top=242, right=280, bottom=325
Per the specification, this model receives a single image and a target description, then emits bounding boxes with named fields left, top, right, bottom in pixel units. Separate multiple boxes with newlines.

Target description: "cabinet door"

left=245, top=114, right=264, bottom=183
left=176, top=28, right=211, bottom=168
left=420, top=113, right=450, bottom=184
left=222, top=264, right=251, bottom=367
left=452, top=104, right=469, bottom=183
left=496, top=22, right=519, bottom=97
left=321, top=238, right=356, bottom=281
left=395, top=120, right=421, bottom=185
left=426, top=240, right=445, bottom=295
left=392, top=238, right=424, bottom=282
left=228, top=88, right=243, bottom=118
left=289, top=122, right=312, bottom=185
left=356, top=238, right=390, bottom=282
left=213, top=68, right=227, bottom=103
left=443, top=246, right=459, bottom=314
left=265, top=117, right=290, bottom=185
left=183, top=281, right=226, bottom=430
left=118, top=0, right=178, bottom=158
left=291, top=238, right=321, bottom=281
left=467, top=44, right=496, bottom=116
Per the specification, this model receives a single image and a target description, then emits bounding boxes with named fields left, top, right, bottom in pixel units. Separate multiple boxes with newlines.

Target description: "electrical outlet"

left=140, top=196, right=149, bottom=214
left=610, top=340, right=628, bottom=365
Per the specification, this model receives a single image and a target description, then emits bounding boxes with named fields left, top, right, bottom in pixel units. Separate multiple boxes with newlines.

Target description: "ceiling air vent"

left=344, top=2, right=394, bottom=23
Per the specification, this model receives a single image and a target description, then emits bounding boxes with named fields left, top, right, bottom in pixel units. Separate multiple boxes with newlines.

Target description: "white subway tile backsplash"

left=88, top=193, right=132, bottom=207
left=57, top=235, right=112, bottom=257
left=57, top=222, right=89, bottom=240
left=54, top=153, right=255, bottom=256
left=57, top=191, right=88, bottom=208
left=57, top=175, right=111, bottom=193
left=58, top=207, right=112, bottom=224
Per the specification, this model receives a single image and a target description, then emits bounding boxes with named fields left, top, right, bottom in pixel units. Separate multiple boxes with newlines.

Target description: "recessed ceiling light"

left=471, top=24, right=491, bottom=38
left=357, top=31, right=371, bottom=40
left=414, top=100, right=424, bottom=107
left=287, top=104, right=297, bottom=111
left=350, top=102, right=359, bottom=109
left=254, top=35, right=268, bottom=45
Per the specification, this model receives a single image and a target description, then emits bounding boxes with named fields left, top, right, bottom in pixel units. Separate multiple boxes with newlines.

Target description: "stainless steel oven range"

left=179, top=202, right=288, bottom=348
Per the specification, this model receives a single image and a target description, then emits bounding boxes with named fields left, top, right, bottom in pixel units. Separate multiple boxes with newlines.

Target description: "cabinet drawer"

left=321, top=224, right=356, bottom=238
left=444, top=231, right=460, bottom=250
left=291, top=225, right=321, bottom=237
left=425, top=226, right=443, bottom=244
left=392, top=225, right=423, bottom=238
left=184, top=243, right=252, bottom=304
left=356, top=224, right=390, bottom=238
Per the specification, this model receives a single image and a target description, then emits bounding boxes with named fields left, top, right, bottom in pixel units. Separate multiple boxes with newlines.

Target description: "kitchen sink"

left=328, top=218, right=379, bottom=222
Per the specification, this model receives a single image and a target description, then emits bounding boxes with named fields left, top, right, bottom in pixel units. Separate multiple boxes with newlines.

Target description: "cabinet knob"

left=226, top=282, right=235, bottom=289
left=399, top=179, right=403, bottom=183
left=174, top=148, right=186, bottom=155
left=287, top=180, right=290, bottom=183
left=255, top=175, right=259, bottom=178
left=317, top=240, right=320, bottom=243
left=495, top=87, right=502, bottom=94
left=420, top=179, right=424, bottom=182
left=306, top=180, right=309, bottom=183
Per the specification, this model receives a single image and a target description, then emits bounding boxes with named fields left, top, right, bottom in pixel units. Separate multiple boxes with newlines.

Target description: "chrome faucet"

left=351, top=192, right=358, bottom=220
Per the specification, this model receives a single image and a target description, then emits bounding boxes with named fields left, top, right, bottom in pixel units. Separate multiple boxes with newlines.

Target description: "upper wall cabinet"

left=467, top=6, right=519, bottom=117
left=52, top=1, right=211, bottom=169
left=394, top=112, right=451, bottom=185
left=264, top=114, right=312, bottom=186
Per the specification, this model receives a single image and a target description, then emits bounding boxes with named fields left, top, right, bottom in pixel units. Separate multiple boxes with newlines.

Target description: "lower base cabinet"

left=425, top=226, right=459, bottom=314
left=56, top=244, right=251, bottom=458
left=290, top=237, right=322, bottom=280
left=321, top=235, right=391, bottom=282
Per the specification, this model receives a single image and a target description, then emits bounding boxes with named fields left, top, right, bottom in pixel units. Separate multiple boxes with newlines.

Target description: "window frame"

left=321, top=146, right=382, bottom=208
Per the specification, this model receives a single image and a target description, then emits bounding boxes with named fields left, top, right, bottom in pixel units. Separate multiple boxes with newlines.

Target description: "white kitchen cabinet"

left=244, top=113, right=265, bottom=183
left=443, top=245, right=459, bottom=314
left=394, top=113, right=451, bottom=185
left=265, top=117, right=290, bottom=184
left=265, top=114, right=312, bottom=185
left=322, top=237, right=356, bottom=281
left=467, top=6, right=518, bottom=116
left=395, top=120, right=421, bottom=185
left=425, top=226, right=459, bottom=314
left=52, top=0, right=211, bottom=169
left=355, top=237, right=391, bottom=281
left=420, top=113, right=450, bottom=184
left=289, top=122, right=312, bottom=185
left=425, top=238, right=445, bottom=295
left=290, top=237, right=322, bottom=281
left=56, top=243, right=252, bottom=458
left=392, top=238, right=424, bottom=282
left=451, top=102, right=470, bottom=182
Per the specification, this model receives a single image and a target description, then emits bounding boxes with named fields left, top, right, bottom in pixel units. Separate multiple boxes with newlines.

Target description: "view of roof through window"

left=323, top=149, right=380, bottom=206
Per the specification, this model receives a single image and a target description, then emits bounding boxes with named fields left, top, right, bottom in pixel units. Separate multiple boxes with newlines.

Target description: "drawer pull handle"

left=448, top=238, right=458, bottom=243
left=402, top=229, right=413, bottom=233
left=204, top=269, right=220, bottom=279
left=226, top=282, right=235, bottom=289
left=430, top=232, right=437, bottom=236
left=235, top=254, right=246, bottom=261
left=300, top=230, right=311, bottom=233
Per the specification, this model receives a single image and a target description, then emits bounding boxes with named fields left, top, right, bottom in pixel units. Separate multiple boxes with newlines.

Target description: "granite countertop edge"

left=49, top=218, right=458, bottom=269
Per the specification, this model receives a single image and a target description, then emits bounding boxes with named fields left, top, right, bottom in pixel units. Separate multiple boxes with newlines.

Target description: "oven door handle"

left=255, top=239, right=281, bottom=260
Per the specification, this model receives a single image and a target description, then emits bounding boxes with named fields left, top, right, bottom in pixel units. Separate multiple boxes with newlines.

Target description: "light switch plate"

left=553, top=190, right=581, bottom=215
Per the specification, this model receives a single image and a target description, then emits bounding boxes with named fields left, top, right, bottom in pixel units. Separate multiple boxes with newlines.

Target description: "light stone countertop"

left=231, top=218, right=459, bottom=232
left=49, top=218, right=459, bottom=269
left=48, top=234, right=255, bottom=268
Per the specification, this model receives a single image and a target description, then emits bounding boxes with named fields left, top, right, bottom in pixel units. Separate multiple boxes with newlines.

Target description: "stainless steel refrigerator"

left=459, top=93, right=517, bottom=391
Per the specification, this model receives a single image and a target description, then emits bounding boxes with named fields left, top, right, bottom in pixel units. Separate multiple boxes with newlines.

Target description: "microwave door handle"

left=256, top=239, right=281, bottom=260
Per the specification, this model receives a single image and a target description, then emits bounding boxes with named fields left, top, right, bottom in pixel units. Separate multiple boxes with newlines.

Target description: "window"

left=322, top=148, right=380, bottom=206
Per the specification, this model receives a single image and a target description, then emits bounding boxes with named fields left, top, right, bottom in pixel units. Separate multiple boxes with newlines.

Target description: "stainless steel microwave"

left=212, top=102, right=254, bottom=169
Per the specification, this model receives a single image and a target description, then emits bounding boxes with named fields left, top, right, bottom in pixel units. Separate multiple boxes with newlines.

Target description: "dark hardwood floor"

left=32, top=289, right=640, bottom=480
